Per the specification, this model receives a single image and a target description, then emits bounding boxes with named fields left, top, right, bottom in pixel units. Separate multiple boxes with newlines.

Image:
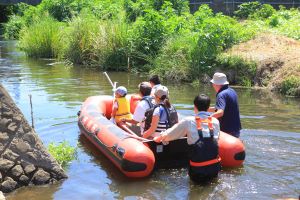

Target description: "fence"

left=190, top=0, right=300, bottom=14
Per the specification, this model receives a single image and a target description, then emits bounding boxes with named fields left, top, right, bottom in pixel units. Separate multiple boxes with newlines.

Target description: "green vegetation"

left=48, top=141, right=77, bottom=168
left=2, top=1, right=300, bottom=96
left=215, top=55, right=257, bottom=87
left=19, top=17, right=64, bottom=58
left=280, top=75, right=300, bottom=96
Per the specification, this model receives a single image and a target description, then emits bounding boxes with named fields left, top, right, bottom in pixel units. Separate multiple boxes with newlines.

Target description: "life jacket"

left=141, top=96, right=154, bottom=109
left=188, top=116, right=221, bottom=182
left=143, top=104, right=178, bottom=133
left=114, top=97, right=132, bottom=123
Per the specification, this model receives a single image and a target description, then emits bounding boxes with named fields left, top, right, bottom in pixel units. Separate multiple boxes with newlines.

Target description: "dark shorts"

left=228, top=131, right=240, bottom=138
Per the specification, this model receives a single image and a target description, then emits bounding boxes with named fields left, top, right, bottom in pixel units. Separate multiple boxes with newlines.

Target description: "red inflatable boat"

left=78, top=95, right=245, bottom=178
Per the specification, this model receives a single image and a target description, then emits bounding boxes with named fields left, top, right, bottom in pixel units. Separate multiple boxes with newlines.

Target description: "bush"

left=61, top=14, right=98, bottom=64
left=90, top=20, right=129, bottom=70
left=215, top=55, right=257, bottom=87
left=251, top=4, right=275, bottom=19
left=151, top=34, right=196, bottom=82
left=19, top=17, right=64, bottom=58
left=62, top=13, right=128, bottom=69
left=280, top=75, right=300, bottom=96
left=128, top=10, right=166, bottom=69
left=3, top=15, right=24, bottom=39
left=192, top=4, right=214, bottom=30
left=191, top=15, right=248, bottom=79
left=48, top=141, right=77, bottom=168
left=234, top=2, right=261, bottom=19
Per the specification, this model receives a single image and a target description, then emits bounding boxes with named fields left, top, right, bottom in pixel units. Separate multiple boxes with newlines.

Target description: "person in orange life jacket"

left=122, top=82, right=153, bottom=133
left=154, top=94, right=221, bottom=183
left=208, top=72, right=242, bottom=138
left=149, top=75, right=169, bottom=97
left=111, top=86, right=132, bottom=124
left=142, top=86, right=175, bottom=139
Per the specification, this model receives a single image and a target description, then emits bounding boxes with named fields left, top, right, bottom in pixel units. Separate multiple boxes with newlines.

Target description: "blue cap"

left=115, top=86, right=127, bottom=96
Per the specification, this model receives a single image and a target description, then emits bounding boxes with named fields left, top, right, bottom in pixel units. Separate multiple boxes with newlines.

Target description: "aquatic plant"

left=48, top=140, right=77, bottom=168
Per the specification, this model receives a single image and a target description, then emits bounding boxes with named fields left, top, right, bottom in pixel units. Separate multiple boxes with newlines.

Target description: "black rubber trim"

left=121, top=159, right=147, bottom=172
left=234, top=151, right=246, bottom=160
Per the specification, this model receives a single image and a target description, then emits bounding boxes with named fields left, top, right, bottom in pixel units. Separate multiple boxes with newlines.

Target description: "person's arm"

left=154, top=119, right=189, bottom=142
left=122, top=118, right=139, bottom=125
left=210, top=95, right=225, bottom=119
left=111, top=102, right=118, bottom=118
left=212, top=118, right=220, bottom=139
left=208, top=106, right=216, bottom=112
left=210, top=109, right=224, bottom=119
left=142, top=115, right=159, bottom=138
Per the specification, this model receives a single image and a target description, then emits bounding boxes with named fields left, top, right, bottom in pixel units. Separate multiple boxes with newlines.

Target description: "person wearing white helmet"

left=209, top=72, right=242, bottom=138
left=111, top=86, right=132, bottom=124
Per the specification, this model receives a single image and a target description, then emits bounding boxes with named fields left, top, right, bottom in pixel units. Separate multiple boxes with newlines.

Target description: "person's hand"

left=153, top=136, right=162, bottom=143
left=121, top=118, right=127, bottom=123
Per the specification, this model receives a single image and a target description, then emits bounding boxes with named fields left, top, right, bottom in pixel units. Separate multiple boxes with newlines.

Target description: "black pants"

left=188, top=162, right=221, bottom=184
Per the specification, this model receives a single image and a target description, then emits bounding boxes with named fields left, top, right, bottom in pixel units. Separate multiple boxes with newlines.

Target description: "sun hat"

left=154, top=86, right=168, bottom=98
left=115, top=86, right=127, bottom=96
left=210, top=72, right=229, bottom=85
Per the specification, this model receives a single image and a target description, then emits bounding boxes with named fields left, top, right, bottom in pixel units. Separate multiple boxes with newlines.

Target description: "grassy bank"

left=2, top=1, right=300, bottom=96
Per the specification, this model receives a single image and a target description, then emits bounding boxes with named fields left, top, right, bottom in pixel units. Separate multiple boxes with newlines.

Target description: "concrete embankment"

left=0, top=84, right=67, bottom=194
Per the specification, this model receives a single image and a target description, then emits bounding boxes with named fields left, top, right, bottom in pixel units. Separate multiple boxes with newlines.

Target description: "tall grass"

left=19, top=16, right=64, bottom=58
left=90, top=19, right=129, bottom=70
left=62, top=14, right=98, bottom=65
left=151, top=34, right=197, bottom=82
left=62, top=13, right=128, bottom=69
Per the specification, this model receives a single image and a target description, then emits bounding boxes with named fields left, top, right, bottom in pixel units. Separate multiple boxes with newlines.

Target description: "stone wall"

left=0, top=84, right=67, bottom=193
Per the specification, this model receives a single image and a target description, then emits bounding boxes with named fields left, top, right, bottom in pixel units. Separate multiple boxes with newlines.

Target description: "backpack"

left=141, top=96, right=154, bottom=109
left=144, top=104, right=178, bottom=131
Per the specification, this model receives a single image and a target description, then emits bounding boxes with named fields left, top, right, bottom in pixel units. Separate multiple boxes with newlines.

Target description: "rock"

left=19, top=175, right=29, bottom=185
left=22, top=133, right=36, bottom=145
left=0, top=143, right=4, bottom=152
left=0, top=132, right=9, bottom=143
left=1, top=177, right=17, bottom=193
left=23, top=164, right=36, bottom=175
left=32, top=169, right=50, bottom=185
left=11, top=165, right=23, bottom=177
left=12, top=141, right=31, bottom=154
left=0, top=159, right=14, bottom=171
left=0, top=191, right=5, bottom=200
left=0, top=85, right=67, bottom=193
left=2, top=149, right=19, bottom=161
left=13, top=116, right=22, bottom=123
left=24, top=152, right=37, bottom=163
left=7, top=122, right=18, bottom=133
left=0, top=119, right=12, bottom=132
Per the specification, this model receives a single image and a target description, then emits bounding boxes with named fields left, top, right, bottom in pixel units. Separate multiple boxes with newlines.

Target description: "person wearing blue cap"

left=111, top=86, right=132, bottom=124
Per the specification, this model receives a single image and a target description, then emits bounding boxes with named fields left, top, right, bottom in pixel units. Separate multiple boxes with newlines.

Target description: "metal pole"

left=29, top=94, right=34, bottom=129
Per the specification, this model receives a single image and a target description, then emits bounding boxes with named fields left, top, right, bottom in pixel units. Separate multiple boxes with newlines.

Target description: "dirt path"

left=225, top=33, right=300, bottom=90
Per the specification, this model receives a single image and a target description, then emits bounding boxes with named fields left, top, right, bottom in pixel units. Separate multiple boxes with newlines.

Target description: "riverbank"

left=220, top=33, right=300, bottom=96
left=1, top=1, right=300, bottom=97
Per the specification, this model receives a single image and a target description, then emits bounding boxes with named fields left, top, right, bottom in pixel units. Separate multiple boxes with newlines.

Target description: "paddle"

left=103, top=71, right=117, bottom=96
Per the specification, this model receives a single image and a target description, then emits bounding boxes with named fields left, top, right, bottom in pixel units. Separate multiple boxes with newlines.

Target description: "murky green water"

left=1, top=40, right=299, bottom=200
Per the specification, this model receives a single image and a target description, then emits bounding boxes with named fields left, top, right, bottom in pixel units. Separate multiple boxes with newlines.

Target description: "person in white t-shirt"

left=149, top=75, right=169, bottom=97
left=122, top=82, right=153, bottom=133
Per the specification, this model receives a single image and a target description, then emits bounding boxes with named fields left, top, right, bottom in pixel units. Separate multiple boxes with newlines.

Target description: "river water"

left=0, top=40, right=299, bottom=200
